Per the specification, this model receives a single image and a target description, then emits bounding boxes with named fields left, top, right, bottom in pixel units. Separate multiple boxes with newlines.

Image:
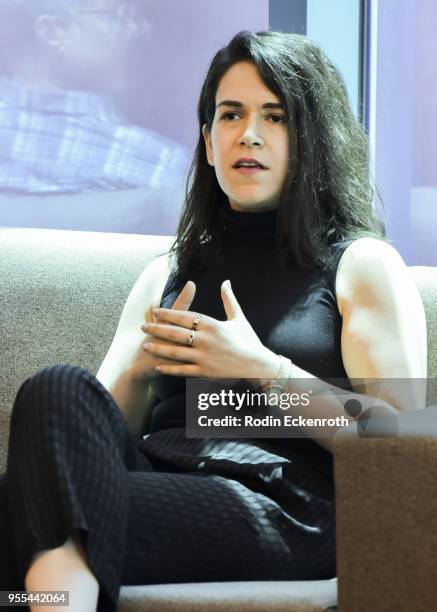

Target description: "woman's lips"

left=233, top=167, right=267, bottom=174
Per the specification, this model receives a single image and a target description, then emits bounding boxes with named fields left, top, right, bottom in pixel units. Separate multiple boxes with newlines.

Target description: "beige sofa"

left=1, top=227, right=436, bottom=612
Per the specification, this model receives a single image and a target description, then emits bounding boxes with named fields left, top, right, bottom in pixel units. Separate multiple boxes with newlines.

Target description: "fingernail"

left=141, top=324, right=148, bottom=331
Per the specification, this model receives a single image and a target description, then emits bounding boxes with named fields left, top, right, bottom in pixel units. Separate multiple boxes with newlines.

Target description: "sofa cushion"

left=409, top=266, right=437, bottom=405
left=118, top=578, right=338, bottom=611
left=0, top=227, right=173, bottom=472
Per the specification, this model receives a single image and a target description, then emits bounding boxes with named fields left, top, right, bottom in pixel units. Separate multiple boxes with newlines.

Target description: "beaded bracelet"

left=260, top=355, right=293, bottom=394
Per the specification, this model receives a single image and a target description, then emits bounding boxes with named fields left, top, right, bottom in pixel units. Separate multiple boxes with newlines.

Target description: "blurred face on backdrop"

left=202, top=61, right=290, bottom=213
left=22, top=0, right=150, bottom=94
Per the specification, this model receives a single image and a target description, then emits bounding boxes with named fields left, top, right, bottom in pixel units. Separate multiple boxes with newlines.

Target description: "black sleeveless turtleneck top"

left=149, top=201, right=353, bottom=442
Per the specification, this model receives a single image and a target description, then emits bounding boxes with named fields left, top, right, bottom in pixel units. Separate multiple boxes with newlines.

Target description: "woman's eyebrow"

left=216, top=100, right=285, bottom=110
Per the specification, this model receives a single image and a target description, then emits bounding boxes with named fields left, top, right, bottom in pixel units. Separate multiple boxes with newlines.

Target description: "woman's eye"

left=219, top=112, right=286, bottom=123
left=268, top=114, right=286, bottom=123
left=221, top=112, right=240, bottom=121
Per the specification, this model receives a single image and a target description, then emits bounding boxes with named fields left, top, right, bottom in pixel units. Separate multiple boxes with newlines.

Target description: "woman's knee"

left=11, top=364, right=126, bottom=441
left=11, top=364, right=94, bottom=427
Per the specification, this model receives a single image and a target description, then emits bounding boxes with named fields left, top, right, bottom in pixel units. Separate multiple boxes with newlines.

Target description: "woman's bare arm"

left=96, top=253, right=194, bottom=435
left=256, top=237, right=427, bottom=454
left=336, top=237, right=427, bottom=405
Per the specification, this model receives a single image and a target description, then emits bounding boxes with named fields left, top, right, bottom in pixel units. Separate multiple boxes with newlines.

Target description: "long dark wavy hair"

left=169, top=30, right=385, bottom=276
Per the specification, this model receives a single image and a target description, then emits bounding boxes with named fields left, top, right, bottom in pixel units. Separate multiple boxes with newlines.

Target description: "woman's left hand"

left=140, top=280, right=280, bottom=380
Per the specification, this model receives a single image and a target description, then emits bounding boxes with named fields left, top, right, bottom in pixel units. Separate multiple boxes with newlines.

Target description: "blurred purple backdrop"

left=374, top=0, right=437, bottom=265
left=0, top=0, right=268, bottom=235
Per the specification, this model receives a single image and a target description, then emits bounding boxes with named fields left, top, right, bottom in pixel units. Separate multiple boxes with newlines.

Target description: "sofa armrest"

left=333, top=405, right=437, bottom=611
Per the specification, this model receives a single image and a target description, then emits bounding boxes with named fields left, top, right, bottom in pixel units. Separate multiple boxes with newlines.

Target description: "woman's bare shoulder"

left=335, top=237, right=402, bottom=316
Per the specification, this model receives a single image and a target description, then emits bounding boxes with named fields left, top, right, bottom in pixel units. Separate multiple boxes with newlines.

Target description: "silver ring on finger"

left=187, top=330, right=196, bottom=346
left=191, top=314, right=202, bottom=331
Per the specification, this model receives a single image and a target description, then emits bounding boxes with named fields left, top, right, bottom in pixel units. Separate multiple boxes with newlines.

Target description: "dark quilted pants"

left=0, top=364, right=333, bottom=612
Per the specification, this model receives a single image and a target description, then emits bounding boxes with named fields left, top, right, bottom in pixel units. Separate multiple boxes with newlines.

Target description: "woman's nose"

left=238, top=121, right=264, bottom=147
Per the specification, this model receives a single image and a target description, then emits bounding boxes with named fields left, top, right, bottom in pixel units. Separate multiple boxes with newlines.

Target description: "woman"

left=0, top=31, right=426, bottom=612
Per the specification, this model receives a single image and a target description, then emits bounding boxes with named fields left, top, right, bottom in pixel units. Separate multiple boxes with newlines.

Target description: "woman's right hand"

left=128, top=281, right=196, bottom=383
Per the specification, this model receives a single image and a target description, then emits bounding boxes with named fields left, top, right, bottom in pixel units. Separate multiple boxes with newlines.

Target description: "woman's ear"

left=202, top=124, right=214, bottom=167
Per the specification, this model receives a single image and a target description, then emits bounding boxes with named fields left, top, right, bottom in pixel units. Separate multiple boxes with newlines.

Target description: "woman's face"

left=202, top=61, right=289, bottom=213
